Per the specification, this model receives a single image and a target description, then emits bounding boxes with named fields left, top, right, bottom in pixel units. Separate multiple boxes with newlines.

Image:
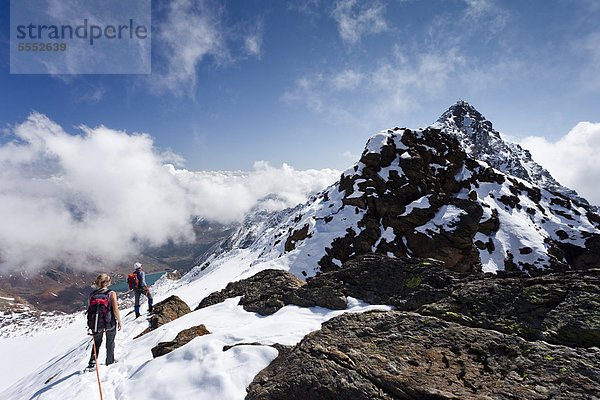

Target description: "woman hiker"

left=87, top=273, right=122, bottom=370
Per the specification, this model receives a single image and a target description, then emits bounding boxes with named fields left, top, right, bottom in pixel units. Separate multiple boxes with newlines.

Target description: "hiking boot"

left=135, top=312, right=140, bottom=319
left=148, top=304, right=153, bottom=313
left=87, top=362, right=95, bottom=371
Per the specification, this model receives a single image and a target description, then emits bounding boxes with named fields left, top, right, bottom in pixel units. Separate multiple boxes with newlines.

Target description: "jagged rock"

left=135, top=295, right=191, bottom=338
left=282, top=284, right=347, bottom=310
left=285, top=224, right=310, bottom=252
left=195, top=269, right=306, bottom=316
left=246, top=311, right=600, bottom=400
left=478, top=208, right=500, bottom=235
left=151, top=324, right=210, bottom=358
left=223, top=342, right=290, bottom=354
left=195, top=255, right=460, bottom=312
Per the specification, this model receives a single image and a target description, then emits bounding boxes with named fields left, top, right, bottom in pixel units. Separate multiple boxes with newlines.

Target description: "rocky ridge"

left=238, top=254, right=600, bottom=399
left=182, top=253, right=600, bottom=399
left=191, top=111, right=600, bottom=280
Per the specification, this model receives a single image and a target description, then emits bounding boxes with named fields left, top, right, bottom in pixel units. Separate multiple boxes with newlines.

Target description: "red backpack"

left=87, top=289, right=113, bottom=333
left=127, top=272, right=139, bottom=290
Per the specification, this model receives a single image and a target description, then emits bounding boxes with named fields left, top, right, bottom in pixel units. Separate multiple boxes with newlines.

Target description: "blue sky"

left=1, top=0, right=599, bottom=172
left=1, top=0, right=600, bottom=271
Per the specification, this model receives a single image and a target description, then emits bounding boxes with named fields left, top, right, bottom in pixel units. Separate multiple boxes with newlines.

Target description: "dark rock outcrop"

left=247, top=311, right=600, bottom=400
left=302, top=254, right=600, bottom=348
left=420, top=269, right=600, bottom=348
left=195, top=269, right=306, bottom=316
left=135, top=295, right=191, bottom=338
left=151, top=324, right=210, bottom=357
left=195, top=254, right=600, bottom=349
left=286, top=254, right=463, bottom=311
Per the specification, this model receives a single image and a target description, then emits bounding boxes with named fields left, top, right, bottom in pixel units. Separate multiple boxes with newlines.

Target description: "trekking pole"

left=90, top=334, right=104, bottom=400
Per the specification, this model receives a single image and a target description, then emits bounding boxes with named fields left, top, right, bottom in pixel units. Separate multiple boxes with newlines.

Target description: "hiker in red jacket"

left=133, top=262, right=153, bottom=318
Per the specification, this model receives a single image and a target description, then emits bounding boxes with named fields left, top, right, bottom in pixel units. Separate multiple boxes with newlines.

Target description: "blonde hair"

left=93, top=273, right=111, bottom=289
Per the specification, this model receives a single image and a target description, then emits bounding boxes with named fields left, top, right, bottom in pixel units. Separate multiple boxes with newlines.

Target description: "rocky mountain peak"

left=434, top=100, right=590, bottom=207
left=439, top=99, right=494, bottom=135
left=197, top=117, right=600, bottom=278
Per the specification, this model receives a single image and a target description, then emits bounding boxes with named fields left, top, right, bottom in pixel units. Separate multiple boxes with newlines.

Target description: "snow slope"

left=0, top=256, right=390, bottom=399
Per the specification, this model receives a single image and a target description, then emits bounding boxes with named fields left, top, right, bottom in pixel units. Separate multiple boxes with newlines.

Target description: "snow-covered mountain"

left=2, top=102, right=600, bottom=398
left=433, top=100, right=591, bottom=207
left=194, top=107, right=600, bottom=276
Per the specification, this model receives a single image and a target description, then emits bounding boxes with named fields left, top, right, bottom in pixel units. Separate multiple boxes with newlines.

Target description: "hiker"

left=87, top=274, right=121, bottom=370
left=133, top=262, right=153, bottom=318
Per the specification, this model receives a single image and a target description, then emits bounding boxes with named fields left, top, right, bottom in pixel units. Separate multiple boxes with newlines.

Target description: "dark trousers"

left=134, top=287, right=153, bottom=307
left=89, top=328, right=116, bottom=365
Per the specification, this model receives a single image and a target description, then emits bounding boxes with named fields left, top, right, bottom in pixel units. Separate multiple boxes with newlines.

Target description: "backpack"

left=127, top=272, right=139, bottom=290
left=87, top=289, right=113, bottom=333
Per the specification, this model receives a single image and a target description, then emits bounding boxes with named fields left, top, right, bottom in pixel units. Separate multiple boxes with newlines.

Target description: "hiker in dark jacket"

left=133, top=262, right=153, bottom=318
left=88, top=274, right=121, bottom=370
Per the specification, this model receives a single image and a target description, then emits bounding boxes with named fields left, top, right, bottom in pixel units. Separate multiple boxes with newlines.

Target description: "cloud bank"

left=521, top=121, right=600, bottom=206
left=0, top=114, right=340, bottom=271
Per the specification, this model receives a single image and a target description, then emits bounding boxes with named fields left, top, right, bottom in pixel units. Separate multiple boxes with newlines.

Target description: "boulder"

left=166, top=270, right=182, bottom=280
left=135, top=295, right=191, bottom=338
left=195, top=269, right=306, bottom=316
left=247, top=311, right=600, bottom=400
left=151, top=324, right=210, bottom=358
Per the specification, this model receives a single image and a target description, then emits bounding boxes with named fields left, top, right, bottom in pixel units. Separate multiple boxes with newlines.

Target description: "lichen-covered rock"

left=151, top=324, right=210, bottom=357
left=195, top=269, right=306, bottom=315
left=420, top=269, right=600, bottom=348
left=135, top=295, right=191, bottom=338
left=246, top=311, right=600, bottom=400
left=287, top=253, right=464, bottom=311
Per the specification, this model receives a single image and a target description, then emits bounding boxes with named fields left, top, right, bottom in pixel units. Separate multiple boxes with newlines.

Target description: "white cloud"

left=0, top=114, right=340, bottom=272
left=331, top=0, right=388, bottom=44
left=521, top=121, right=600, bottom=206
left=290, top=0, right=322, bottom=16
left=244, top=35, right=262, bottom=57
left=0, top=113, right=193, bottom=271
left=282, top=48, right=468, bottom=125
left=340, top=151, right=359, bottom=160
left=463, top=0, right=508, bottom=35
left=243, top=20, right=264, bottom=58
left=169, top=161, right=340, bottom=223
left=369, top=49, right=466, bottom=118
left=281, top=74, right=355, bottom=122
left=151, top=0, right=228, bottom=95
left=331, top=69, right=364, bottom=90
